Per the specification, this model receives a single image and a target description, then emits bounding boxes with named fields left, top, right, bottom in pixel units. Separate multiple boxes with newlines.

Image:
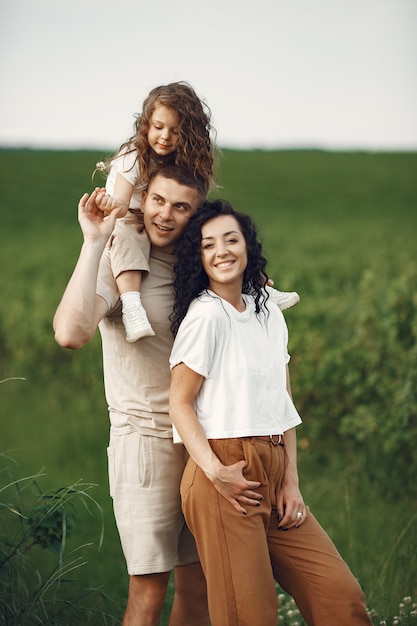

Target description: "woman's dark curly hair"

left=107, top=82, right=216, bottom=196
left=171, top=199, right=269, bottom=335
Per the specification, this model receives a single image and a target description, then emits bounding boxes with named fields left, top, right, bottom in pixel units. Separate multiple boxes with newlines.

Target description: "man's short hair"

left=148, top=165, right=208, bottom=201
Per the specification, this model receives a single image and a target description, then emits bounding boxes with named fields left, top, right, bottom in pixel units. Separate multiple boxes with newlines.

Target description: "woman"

left=169, top=199, right=372, bottom=626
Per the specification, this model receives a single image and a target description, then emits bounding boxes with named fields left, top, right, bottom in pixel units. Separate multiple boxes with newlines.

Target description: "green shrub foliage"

left=291, top=264, right=417, bottom=496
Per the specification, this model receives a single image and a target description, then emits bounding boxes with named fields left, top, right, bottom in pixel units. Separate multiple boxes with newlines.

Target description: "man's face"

left=141, top=175, right=201, bottom=254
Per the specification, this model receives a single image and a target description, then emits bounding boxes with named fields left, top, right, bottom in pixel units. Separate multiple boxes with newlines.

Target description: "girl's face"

left=200, top=215, right=248, bottom=291
left=147, top=104, right=180, bottom=157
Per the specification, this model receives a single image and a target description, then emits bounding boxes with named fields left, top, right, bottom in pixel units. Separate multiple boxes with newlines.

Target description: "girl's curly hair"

left=110, top=82, right=216, bottom=195
left=171, top=199, right=269, bottom=336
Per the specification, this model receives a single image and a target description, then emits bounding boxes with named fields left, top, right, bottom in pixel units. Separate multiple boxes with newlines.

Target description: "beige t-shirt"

left=97, top=245, right=176, bottom=437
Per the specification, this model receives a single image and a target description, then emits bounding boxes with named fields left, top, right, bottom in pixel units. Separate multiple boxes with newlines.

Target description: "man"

left=53, top=166, right=209, bottom=626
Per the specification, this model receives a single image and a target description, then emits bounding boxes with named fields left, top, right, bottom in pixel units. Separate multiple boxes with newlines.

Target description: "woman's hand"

left=276, top=477, right=307, bottom=530
left=210, top=459, right=262, bottom=515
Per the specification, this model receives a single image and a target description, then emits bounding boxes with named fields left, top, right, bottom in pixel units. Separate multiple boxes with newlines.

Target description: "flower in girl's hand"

left=92, top=161, right=108, bottom=184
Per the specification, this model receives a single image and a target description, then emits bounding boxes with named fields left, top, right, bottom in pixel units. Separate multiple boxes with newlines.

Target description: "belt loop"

left=269, top=434, right=285, bottom=446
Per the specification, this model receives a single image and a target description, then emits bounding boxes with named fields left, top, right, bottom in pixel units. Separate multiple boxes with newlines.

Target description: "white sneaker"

left=266, top=287, right=300, bottom=311
left=122, top=303, right=155, bottom=342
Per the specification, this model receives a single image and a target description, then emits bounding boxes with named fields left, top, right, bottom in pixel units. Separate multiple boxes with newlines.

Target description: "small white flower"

left=95, top=161, right=106, bottom=171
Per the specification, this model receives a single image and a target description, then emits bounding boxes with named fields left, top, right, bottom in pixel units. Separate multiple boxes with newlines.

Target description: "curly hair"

left=108, top=82, right=216, bottom=195
left=171, top=199, right=270, bottom=336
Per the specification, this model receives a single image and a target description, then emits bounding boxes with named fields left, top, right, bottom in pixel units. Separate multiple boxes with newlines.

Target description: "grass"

left=0, top=449, right=122, bottom=624
left=0, top=148, right=416, bottom=623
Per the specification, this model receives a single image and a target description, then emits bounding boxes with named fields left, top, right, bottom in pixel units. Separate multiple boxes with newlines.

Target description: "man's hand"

left=78, top=188, right=125, bottom=242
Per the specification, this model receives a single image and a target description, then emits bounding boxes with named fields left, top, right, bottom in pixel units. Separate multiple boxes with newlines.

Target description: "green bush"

left=290, top=264, right=417, bottom=497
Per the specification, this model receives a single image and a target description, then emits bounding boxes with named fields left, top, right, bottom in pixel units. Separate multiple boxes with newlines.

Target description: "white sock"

left=121, top=291, right=141, bottom=310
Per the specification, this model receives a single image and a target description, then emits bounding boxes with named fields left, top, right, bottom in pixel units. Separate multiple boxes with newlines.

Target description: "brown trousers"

left=181, top=437, right=372, bottom=626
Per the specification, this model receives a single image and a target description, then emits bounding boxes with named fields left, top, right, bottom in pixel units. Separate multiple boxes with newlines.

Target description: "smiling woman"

left=171, top=200, right=269, bottom=335
left=200, top=214, right=249, bottom=307
left=168, top=198, right=373, bottom=626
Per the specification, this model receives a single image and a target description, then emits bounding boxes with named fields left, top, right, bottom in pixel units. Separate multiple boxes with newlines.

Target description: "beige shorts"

left=108, top=213, right=151, bottom=279
left=107, top=426, right=199, bottom=575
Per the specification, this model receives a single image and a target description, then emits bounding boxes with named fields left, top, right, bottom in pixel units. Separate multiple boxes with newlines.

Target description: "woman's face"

left=200, top=215, right=248, bottom=290
left=147, top=104, right=180, bottom=157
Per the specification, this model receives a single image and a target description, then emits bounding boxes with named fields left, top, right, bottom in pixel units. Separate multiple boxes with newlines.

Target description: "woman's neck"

left=208, top=282, right=246, bottom=312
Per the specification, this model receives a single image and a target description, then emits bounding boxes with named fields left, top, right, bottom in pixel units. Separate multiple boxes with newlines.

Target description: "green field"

left=1, top=148, right=416, bottom=624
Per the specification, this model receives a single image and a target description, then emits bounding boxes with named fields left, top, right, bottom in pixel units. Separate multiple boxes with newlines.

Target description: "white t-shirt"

left=169, top=290, right=302, bottom=442
left=106, top=149, right=145, bottom=209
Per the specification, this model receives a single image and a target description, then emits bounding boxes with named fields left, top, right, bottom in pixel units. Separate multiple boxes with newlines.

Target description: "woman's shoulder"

left=182, top=292, right=231, bottom=328
left=188, top=291, right=222, bottom=314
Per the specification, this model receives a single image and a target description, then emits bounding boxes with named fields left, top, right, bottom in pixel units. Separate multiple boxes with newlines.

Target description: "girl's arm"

left=276, top=365, right=306, bottom=528
left=169, top=362, right=263, bottom=514
left=96, top=174, right=134, bottom=217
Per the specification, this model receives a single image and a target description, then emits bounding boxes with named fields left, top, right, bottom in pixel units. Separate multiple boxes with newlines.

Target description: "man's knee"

left=129, top=572, right=170, bottom=597
left=124, top=572, right=171, bottom=623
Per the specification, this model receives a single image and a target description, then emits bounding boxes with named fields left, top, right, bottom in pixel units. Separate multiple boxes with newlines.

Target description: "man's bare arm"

left=53, top=189, right=123, bottom=349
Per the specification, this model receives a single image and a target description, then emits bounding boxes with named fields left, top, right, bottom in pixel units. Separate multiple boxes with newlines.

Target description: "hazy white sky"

left=1, top=0, right=416, bottom=151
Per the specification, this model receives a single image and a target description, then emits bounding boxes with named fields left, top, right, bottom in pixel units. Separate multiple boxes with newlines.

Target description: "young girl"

left=96, top=82, right=215, bottom=341
left=168, top=200, right=372, bottom=626
left=97, top=81, right=299, bottom=342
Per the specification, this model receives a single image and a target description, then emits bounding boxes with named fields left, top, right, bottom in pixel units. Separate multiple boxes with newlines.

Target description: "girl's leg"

left=118, top=272, right=154, bottom=341
left=116, top=269, right=143, bottom=295
left=109, top=214, right=154, bottom=341
left=119, top=284, right=155, bottom=341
